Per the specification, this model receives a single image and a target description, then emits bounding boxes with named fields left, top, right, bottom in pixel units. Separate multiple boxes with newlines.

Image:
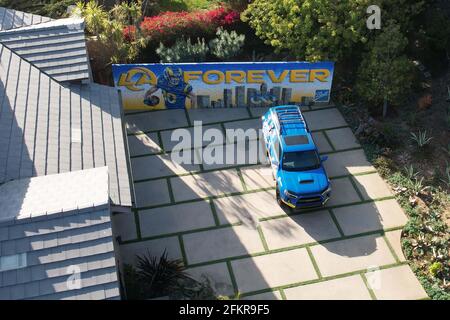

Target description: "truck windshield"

left=282, top=150, right=321, bottom=171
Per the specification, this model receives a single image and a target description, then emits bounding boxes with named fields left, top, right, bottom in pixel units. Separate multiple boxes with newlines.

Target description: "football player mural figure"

left=144, top=67, right=196, bottom=109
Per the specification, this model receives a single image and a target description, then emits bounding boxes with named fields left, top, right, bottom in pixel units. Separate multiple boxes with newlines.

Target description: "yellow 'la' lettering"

left=117, top=67, right=157, bottom=91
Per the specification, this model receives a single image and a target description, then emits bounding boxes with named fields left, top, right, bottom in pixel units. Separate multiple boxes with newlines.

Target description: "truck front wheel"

left=276, top=186, right=282, bottom=206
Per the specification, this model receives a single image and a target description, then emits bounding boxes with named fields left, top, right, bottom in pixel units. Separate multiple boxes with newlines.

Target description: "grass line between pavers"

left=120, top=221, right=243, bottom=245
left=152, top=228, right=404, bottom=269
left=349, top=175, right=366, bottom=202
left=184, top=108, right=191, bottom=126
left=237, top=261, right=408, bottom=298
left=166, top=177, right=175, bottom=204
left=360, top=273, right=377, bottom=300
left=194, top=147, right=205, bottom=172
left=328, top=208, right=345, bottom=237
left=279, top=289, right=287, bottom=300
left=128, top=135, right=362, bottom=160
left=306, top=246, right=323, bottom=279
left=124, top=105, right=338, bottom=118
left=126, top=110, right=348, bottom=136
left=134, top=184, right=395, bottom=215
left=157, top=130, right=164, bottom=153
left=209, top=200, right=221, bottom=226
left=134, top=186, right=277, bottom=210
left=257, top=225, right=270, bottom=252
left=382, top=234, right=401, bottom=264
left=258, top=196, right=396, bottom=222
left=120, top=219, right=404, bottom=247
left=132, top=208, right=142, bottom=240
left=178, top=235, right=189, bottom=267
left=236, top=167, right=248, bottom=192
left=226, top=261, right=239, bottom=297
left=322, top=130, right=336, bottom=152
left=132, top=160, right=374, bottom=185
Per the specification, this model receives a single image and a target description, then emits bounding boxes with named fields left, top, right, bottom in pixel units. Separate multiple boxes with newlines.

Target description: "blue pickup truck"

left=262, top=105, right=331, bottom=209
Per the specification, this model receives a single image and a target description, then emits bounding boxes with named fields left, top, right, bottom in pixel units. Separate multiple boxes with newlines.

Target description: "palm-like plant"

left=78, top=0, right=109, bottom=37
left=74, top=0, right=146, bottom=64
left=404, top=164, right=419, bottom=180
left=135, top=250, right=190, bottom=299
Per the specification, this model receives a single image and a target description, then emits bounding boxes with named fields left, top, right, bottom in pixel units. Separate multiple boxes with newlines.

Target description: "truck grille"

left=298, top=196, right=322, bottom=203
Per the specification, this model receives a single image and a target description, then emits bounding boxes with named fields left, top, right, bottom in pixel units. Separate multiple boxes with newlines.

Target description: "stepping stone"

left=323, top=149, right=374, bottom=178
left=186, top=262, right=235, bottom=297
left=160, top=124, right=223, bottom=151
left=213, top=190, right=286, bottom=226
left=111, top=212, right=137, bottom=242
left=183, top=225, right=265, bottom=265
left=240, top=165, right=274, bottom=190
left=260, top=211, right=341, bottom=250
left=134, top=179, right=171, bottom=207
left=303, top=108, right=347, bottom=131
left=131, top=152, right=200, bottom=180
left=365, top=265, right=428, bottom=300
left=284, top=275, right=372, bottom=300
left=125, top=109, right=188, bottom=133
left=200, top=140, right=264, bottom=171
left=188, top=108, right=249, bottom=124
left=242, top=291, right=283, bottom=300
left=138, top=201, right=215, bottom=238
left=333, top=199, right=408, bottom=236
left=224, top=118, right=261, bottom=143
left=352, top=173, right=393, bottom=200
left=119, top=236, right=182, bottom=266
left=231, top=248, right=318, bottom=293
left=170, top=169, right=244, bottom=202
left=326, top=177, right=361, bottom=207
left=310, top=234, right=396, bottom=277
left=385, top=229, right=407, bottom=262
left=311, top=132, right=333, bottom=153
left=309, top=102, right=335, bottom=110
left=128, top=132, right=161, bottom=156
left=326, top=127, right=360, bottom=150
left=249, top=107, right=271, bottom=118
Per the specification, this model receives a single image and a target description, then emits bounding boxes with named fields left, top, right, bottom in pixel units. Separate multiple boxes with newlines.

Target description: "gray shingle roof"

left=0, top=167, right=109, bottom=223
left=0, top=16, right=90, bottom=82
left=0, top=7, right=52, bottom=31
left=0, top=167, right=121, bottom=300
left=0, top=42, right=131, bottom=207
left=0, top=204, right=120, bottom=300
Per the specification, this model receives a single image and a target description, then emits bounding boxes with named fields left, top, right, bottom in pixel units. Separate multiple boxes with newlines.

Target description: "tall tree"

left=356, top=21, right=414, bottom=117
left=242, top=0, right=372, bottom=61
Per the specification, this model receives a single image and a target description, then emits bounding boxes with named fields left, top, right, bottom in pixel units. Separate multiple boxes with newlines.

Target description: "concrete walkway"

left=115, top=104, right=428, bottom=300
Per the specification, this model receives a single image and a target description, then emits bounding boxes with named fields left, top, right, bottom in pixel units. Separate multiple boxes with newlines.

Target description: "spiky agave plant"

left=410, top=130, right=433, bottom=148
left=136, top=250, right=189, bottom=299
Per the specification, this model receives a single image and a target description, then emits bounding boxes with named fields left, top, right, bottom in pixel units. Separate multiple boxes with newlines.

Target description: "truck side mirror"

left=321, top=155, right=328, bottom=162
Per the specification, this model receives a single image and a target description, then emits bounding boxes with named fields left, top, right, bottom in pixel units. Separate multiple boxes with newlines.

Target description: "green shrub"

left=209, top=27, right=245, bottom=60
left=156, top=37, right=209, bottom=62
left=379, top=123, right=400, bottom=147
left=372, top=156, right=395, bottom=177
left=356, top=21, right=415, bottom=114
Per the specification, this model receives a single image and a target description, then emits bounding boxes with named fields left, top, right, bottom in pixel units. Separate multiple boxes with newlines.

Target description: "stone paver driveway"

left=114, top=104, right=428, bottom=300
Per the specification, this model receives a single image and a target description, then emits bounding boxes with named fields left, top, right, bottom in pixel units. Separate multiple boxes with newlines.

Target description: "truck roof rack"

left=272, top=106, right=307, bottom=134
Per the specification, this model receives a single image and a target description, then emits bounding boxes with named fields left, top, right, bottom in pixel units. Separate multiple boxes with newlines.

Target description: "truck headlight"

left=321, top=186, right=331, bottom=197
left=284, top=190, right=298, bottom=198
